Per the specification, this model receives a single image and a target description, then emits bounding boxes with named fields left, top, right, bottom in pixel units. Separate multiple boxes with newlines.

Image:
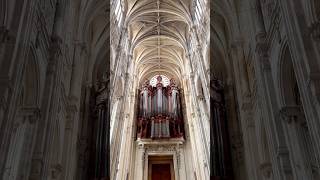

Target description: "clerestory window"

left=195, top=0, right=202, bottom=23
left=150, top=75, right=170, bottom=87
left=114, top=0, right=123, bottom=27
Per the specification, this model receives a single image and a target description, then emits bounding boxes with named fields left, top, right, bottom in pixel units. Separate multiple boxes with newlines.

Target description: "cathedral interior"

left=0, top=0, right=320, bottom=180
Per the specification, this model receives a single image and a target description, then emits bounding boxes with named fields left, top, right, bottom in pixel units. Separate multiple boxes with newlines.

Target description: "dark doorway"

left=148, top=155, right=175, bottom=180
left=151, top=164, right=171, bottom=180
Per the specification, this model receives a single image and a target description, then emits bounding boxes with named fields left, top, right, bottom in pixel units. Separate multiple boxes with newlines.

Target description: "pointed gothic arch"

left=278, top=44, right=320, bottom=179
left=2, top=47, right=41, bottom=180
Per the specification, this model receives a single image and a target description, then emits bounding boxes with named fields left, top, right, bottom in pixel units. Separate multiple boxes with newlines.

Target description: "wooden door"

left=151, top=164, right=171, bottom=180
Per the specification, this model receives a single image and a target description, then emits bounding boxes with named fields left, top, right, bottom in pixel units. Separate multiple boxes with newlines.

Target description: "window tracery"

left=150, top=75, right=170, bottom=87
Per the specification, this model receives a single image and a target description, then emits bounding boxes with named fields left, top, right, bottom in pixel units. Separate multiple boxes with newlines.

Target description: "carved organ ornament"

left=137, top=75, right=184, bottom=139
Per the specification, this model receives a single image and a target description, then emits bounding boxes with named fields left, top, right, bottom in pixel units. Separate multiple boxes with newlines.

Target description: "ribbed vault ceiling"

left=125, top=0, right=192, bottom=85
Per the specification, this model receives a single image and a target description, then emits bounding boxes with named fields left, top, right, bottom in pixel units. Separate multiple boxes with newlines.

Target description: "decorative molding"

left=197, top=94, right=204, bottom=100
left=19, top=107, right=41, bottom=124
left=255, top=33, right=268, bottom=56
left=125, top=113, right=130, bottom=119
left=0, top=26, right=15, bottom=43
left=279, top=106, right=304, bottom=124
left=309, top=22, right=320, bottom=41
left=50, top=163, right=63, bottom=179
left=260, top=162, right=273, bottom=178
left=230, top=39, right=244, bottom=49
left=74, top=40, right=88, bottom=54
left=308, top=72, right=320, bottom=104
left=276, top=146, right=293, bottom=174
left=29, top=158, right=43, bottom=179
left=49, top=35, right=63, bottom=58
left=0, top=75, right=13, bottom=90
left=145, top=145, right=176, bottom=152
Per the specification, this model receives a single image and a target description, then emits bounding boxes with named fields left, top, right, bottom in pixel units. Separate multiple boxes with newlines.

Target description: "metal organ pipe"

left=142, top=87, right=148, bottom=117
left=156, top=83, right=163, bottom=114
left=172, top=88, right=178, bottom=119
left=137, top=76, right=184, bottom=139
left=148, top=88, right=151, bottom=118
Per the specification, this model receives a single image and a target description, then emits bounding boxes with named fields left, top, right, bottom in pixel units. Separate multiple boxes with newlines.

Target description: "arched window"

left=150, top=75, right=170, bottom=87
left=194, top=0, right=204, bottom=24
left=114, top=0, right=123, bottom=27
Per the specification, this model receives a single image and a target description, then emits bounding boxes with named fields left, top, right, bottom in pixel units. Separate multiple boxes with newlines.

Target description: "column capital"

left=259, top=162, right=272, bottom=178
left=116, top=95, right=123, bottom=101
left=255, top=32, right=268, bottom=57
left=0, top=26, right=15, bottom=43
left=308, top=72, right=320, bottom=103
left=309, top=22, right=320, bottom=41
left=49, top=34, right=63, bottom=57
left=74, top=41, right=88, bottom=55
left=279, top=106, right=304, bottom=124
left=189, top=73, right=195, bottom=79
left=19, top=107, right=41, bottom=124
left=230, top=39, right=244, bottom=49
left=125, top=113, right=130, bottom=118
left=276, top=146, right=293, bottom=174
left=50, top=163, right=63, bottom=179
left=197, top=95, right=204, bottom=101
left=66, top=101, right=78, bottom=114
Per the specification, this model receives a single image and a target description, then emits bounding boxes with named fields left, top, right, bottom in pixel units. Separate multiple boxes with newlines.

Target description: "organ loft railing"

left=136, top=76, right=184, bottom=139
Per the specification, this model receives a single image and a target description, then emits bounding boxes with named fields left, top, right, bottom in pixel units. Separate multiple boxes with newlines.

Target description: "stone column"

left=92, top=96, right=108, bottom=179
left=278, top=0, right=320, bottom=160
left=190, top=74, right=209, bottom=165
left=4, top=107, right=40, bottom=180
left=188, top=29, right=210, bottom=109
left=134, top=143, right=145, bottom=180
left=177, top=144, right=187, bottom=180
left=254, top=29, right=294, bottom=180
left=60, top=102, right=77, bottom=180
left=0, top=0, right=36, bottom=175
left=61, top=41, right=87, bottom=180
left=280, top=106, right=314, bottom=180
left=35, top=1, right=65, bottom=178
left=230, top=41, right=251, bottom=98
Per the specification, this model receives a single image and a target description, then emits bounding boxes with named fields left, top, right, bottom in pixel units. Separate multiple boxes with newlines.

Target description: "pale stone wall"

left=0, top=0, right=108, bottom=179
left=212, top=0, right=320, bottom=180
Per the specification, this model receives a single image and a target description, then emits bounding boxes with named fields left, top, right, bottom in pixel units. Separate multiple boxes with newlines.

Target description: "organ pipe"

left=137, top=76, right=184, bottom=139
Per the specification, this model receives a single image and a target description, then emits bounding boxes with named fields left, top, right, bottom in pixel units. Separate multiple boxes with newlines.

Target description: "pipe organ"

left=137, top=76, right=184, bottom=139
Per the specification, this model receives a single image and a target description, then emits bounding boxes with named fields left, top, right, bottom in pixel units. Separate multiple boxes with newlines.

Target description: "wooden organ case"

left=137, top=76, right=184, bottom=139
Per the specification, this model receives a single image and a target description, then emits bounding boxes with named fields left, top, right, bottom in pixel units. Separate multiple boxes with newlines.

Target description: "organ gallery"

left=137, top=76, right=184, bottom=139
